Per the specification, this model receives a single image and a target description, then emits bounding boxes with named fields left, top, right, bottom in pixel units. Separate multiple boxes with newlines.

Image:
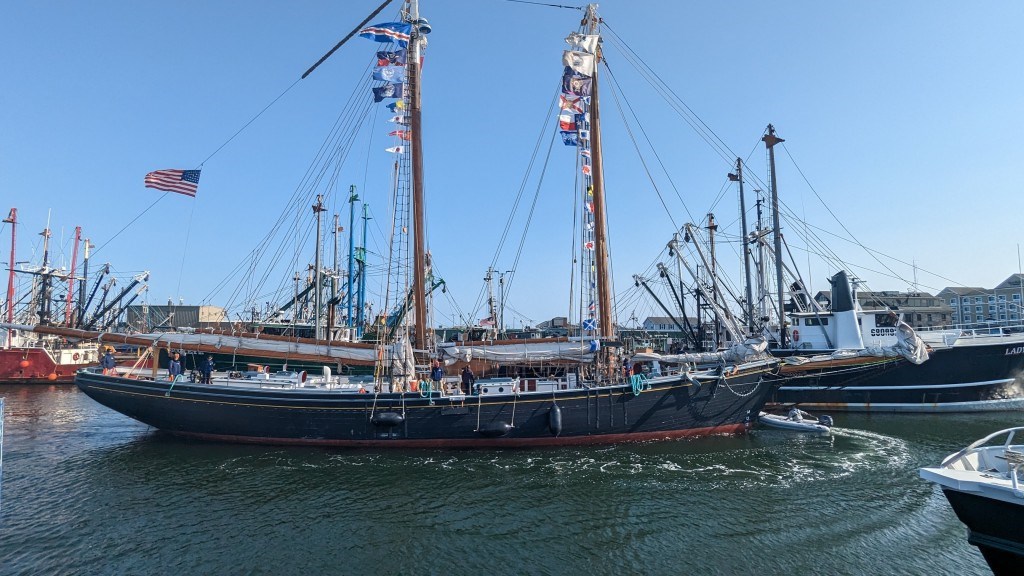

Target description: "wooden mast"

left=64, top=226, right=81, bottom=326
left=585, top=4, right=614, bottom=341
left=409, top=0, right=428, bottom=349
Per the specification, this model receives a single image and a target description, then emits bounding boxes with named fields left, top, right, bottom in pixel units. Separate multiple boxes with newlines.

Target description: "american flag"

left=144, top=169, right=201, bottom=197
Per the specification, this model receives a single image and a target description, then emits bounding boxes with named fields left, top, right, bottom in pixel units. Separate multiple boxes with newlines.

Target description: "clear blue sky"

left=3, top=1, right=1023, bottom=328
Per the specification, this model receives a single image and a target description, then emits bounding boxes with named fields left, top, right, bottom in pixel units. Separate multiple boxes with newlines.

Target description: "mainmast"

left=408, top=0, right=429, bottom=349
left=38, top=225, right=52, bottom=325
left=312, top=194, right=326, bottom=340
left=64, top=226, right=81, bottom=326
left=584, top=4, right=614, bottom=341
left=763, top=124, right=786, bottom=347
left=346, top=185, right=358, bottom=330
left=77, top=237, right=93, bottom=328
left=706, top=212, right=720, bottom=348
left=4, top=208, right=15, bottom=347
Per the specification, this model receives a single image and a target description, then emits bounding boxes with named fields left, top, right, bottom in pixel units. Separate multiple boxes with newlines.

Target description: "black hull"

left=942, top=488, right=1024, bottom=576
left=769, top=342, right=1024, bottom=412
left=74, top=365, right=778, bottom=447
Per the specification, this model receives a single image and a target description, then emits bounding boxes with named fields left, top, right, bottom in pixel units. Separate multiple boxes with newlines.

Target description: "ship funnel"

left=829, top=271, right=855, bottom=313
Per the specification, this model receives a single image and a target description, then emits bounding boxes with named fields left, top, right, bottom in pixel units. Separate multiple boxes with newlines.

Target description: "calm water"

left=0, top=384, right=1016, bottom=575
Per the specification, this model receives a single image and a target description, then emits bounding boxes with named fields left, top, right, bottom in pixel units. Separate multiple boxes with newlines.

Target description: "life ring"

left=73, top=352, right=81, bottom=361
left=793, top=329, right=800, bottom=342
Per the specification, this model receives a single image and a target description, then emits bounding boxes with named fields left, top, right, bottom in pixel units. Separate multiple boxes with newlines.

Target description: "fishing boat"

left=1, top=209, right=142, bottom=383
left=768, top=270, right=1024, bottom=412
left=920, top=427, right=1024, bottom=575
left=74, top=1, right=781, bottom=447
left=641, top=125, right=1024, bottom=413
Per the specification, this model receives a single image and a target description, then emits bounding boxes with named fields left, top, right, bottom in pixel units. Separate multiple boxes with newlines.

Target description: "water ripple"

left=0, top=387, right=998, bottom=575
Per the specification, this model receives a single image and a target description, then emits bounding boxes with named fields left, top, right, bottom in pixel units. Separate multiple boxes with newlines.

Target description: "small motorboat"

left=920, top=427, right=1024, bottom=575
left=757, top=408, right=833, bottom=435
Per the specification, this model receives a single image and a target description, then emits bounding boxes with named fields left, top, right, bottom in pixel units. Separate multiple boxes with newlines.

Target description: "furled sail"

left=437, top=339, right=598, bottom=364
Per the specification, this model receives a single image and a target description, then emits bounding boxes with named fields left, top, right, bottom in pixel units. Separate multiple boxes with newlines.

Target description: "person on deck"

left=430, top=360, right=444, bottom=392
left=100, top=349, right=116, bottom=375
left=460, top=366, right=476, bottom=394
left=201, top=355, right=215, bottom=384
left=168, top=352, right=182, bottom=382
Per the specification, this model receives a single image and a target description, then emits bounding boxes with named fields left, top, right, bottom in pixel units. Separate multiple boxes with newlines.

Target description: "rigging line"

left=604, top=62, right=679, bottom=231
left=301, top=0, right=397, bottom=79
left=91, top=193, right=168, bottom=258
left=200, top=78, right=301, bottom=167
left=502, top=0, right=582, bottom=10
left=488, top=85, right=560, bottom=270
left=471, top=85, right=561, bottom=319
left=601, top=27, right=734, bottom=168
left=602, top=59, right=695, bottom=225
left=602, top=22, right=737, bottom=166
left=769, top=171, right=960, bottom=293
left=706, top=177, right=733, bottom=218
left=174, top=199, right=198, bottom=301
left=208, top=62, right=378, bottom=308
left=505, top=122, right=560, bottom=303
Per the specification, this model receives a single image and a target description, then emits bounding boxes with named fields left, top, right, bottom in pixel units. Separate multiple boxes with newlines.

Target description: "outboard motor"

left=817, top=415, right=834, bottom=427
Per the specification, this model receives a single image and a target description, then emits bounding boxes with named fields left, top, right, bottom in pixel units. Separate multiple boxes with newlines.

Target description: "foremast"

left=407, top=0, right=429, bottom=350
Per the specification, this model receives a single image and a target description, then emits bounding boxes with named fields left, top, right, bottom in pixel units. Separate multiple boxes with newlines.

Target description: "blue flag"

left=560, top=131, right=578, bottom=146
left=386, top=101, right=406, bottom=113
left=372, top=66, right=406, bottom=83
left=376, top=50, right=407, bottom=66
left=359, top=22, right=412, bottom=47
left=562, top=67, right=592, bottom=97
left=372, top=83, right=405, bottom=102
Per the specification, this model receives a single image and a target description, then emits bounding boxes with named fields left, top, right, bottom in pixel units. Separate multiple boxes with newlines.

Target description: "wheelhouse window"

left=875, top=314, right=897, bottom=327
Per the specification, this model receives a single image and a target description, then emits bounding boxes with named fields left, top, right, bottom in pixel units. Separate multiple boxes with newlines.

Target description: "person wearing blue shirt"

left=100, top=349, right=116, bottom=375
left=200, top=355, right=215, bottom=384
left=430, top=360, right=444, bottom=391
left=168, top=352, right=182, bottom=382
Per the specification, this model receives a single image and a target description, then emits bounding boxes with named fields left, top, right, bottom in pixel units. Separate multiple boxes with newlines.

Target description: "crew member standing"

left=200, top=355, right=215, bottom=384
left=168, top=352, right=182, bottom=382
left=100, top=349, right=116, bottom=375
left=460, top=366, right=476, bottom=394
left=430, top=360, right=444, bottom=392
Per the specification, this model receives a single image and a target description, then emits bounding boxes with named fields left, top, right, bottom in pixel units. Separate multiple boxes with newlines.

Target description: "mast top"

left=762, top=124, right=784, bottom=148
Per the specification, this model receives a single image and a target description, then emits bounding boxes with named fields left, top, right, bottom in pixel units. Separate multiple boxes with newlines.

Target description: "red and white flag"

left=144, top=169, right=201, bottom=197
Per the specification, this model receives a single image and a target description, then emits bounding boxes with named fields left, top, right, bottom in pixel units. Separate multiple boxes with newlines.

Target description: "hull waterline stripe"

left=775, top=398, right=1024, bottom=412
left=777, top=378, right=1015, bottom=392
